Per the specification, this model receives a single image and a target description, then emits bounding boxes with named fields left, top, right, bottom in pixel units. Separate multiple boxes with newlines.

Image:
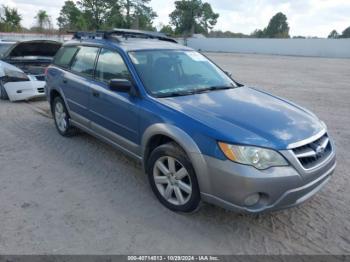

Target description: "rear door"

left=88, top=48, right=140, bottom=153
left=62, top=46, right=99, bottom=121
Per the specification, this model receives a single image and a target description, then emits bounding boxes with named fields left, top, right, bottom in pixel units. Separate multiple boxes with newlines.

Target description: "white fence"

left=186, top=38, right=350, bottom=58
left=2, top=33, right=350, bottom=58
left=0, top=32, right=72, bottom=42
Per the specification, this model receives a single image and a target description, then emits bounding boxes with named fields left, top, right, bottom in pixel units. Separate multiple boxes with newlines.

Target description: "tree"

left=169, top=0, right=219, bottom=36
left=35, top=10, right=52, bottom=32
left=160, top=25, right=174, bottom=36
left=328, top=30, right=339, bottom=39
left=119, top=0, right=157, bottom=30
left=250, top=12, right=290, bottom=38
left=340, top=26, right=350, bottom=38
left=198, top=3, right=218, bottom=33
left=77, top=0, right=113, bottom=30
left=57, top=1, right=83, bottom=31
left=0, top=5, right=22, bottom=32
left=208, top=30, right=248, bottom=38
left=54, top=0, right=158, bottom=31
left=104, top=1, right=124, bottom=29
left=264, top=12, right=290, bottom=38
left=251, top=29, right=265, bottom=38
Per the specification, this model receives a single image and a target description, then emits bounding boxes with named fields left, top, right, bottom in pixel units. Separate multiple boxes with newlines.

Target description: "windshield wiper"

left=156, top=90, right=195, bottom=98
left=192, top=85, right=234, bottom=94
left=156, top=85, right=234, bottom=98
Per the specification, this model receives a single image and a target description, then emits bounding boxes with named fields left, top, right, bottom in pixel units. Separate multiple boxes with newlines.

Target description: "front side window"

left=129, top=50, right=236, bottom=97
left=95, top=48, right=131, bottom=83
left=70, top=46, right=99, bottom=77
left=53, top=46, right=78, bottom=68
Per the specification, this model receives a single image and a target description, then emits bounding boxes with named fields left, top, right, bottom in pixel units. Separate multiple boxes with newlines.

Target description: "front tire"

left=147, top=142, right=201, bottom=212
left=53, top=96, right=78, bottom=137
left=0, top=81, right=9, bottom=100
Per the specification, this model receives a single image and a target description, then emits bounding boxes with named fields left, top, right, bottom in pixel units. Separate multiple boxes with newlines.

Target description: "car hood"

left=158, top=87, right=324, bottom=149
left=4, top=40, right=61, bottom=58
left=0, top=60, right=24, bottom=74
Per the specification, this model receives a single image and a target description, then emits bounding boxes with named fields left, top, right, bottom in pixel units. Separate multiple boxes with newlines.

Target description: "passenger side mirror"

left=109, top=79, right=133, bottom=93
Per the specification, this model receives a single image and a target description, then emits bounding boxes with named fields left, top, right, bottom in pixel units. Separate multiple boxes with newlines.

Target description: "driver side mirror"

left=109, top=79, right=133, bottom=93
left=224, top=71, right=232, bottom=78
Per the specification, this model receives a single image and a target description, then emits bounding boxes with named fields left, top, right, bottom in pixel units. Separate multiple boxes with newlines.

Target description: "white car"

left=0, top=40, right=61, bottom=101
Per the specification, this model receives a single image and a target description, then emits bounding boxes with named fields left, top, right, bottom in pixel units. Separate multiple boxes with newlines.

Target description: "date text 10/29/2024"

left=127, top=255, right=220, bottom=261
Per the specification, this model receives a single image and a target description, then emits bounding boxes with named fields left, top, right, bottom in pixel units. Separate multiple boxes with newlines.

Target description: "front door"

left=88, top=48, right=140, bottom=154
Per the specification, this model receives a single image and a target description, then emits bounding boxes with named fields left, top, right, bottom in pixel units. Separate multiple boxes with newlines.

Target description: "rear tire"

left=53, top=96, right=78, bottom=137
left=0, top=81, right=9, bottom=100
left=146, top=142, right=201, bottom=213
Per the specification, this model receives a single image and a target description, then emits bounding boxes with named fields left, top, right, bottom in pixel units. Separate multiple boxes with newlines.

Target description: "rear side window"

left=70, top=46, right=99, bottom=77
left=95, top=48, right=131, bottom=83
left=53, top=46, right=78, bottom=68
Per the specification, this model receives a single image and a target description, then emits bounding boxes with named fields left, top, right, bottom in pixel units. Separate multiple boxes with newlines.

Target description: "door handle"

left=92, top=90, right=100, bottom=97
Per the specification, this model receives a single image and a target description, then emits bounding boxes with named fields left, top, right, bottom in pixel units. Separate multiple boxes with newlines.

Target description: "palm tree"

left=0, top=5, right=22, bottom=32
left=35, top=10, right=51, bottom=32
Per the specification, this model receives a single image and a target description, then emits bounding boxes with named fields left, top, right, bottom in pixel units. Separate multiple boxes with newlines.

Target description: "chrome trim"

left=294, top=148, right=317, bottom=158
left=287, top=129, right=326, bottom=149
left=293, top=136, right=329, bottom=158
left=293, top=149, right=335, bottom=172
left=319, top=137, right=329, bottom=150
left=284, top=137, right=335, bottom=173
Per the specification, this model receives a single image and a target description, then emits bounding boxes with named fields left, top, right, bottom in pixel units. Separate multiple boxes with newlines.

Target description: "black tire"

left=146, top=142, right=201, bottom=213
left=52, top=96, right=78, bottom=137
left=0, top=81, right=9, bottom=100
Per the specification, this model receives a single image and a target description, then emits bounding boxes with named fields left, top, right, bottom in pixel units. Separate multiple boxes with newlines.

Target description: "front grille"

left=292, top=133, right=332, bottom=169
left=37, top=88, right=45, bottom=93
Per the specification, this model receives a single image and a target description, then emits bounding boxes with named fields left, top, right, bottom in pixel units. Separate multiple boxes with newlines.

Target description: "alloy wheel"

left=153, top=156, right=192, bottom=206
left=55, top=101, right=67, bottom=132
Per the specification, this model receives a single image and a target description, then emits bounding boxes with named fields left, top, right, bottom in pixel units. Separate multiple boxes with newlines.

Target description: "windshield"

left=129, top=50, right=236, bottom=97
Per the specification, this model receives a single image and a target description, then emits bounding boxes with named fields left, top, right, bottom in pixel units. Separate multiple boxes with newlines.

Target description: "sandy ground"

left=0, top=53, right=349, bottom=255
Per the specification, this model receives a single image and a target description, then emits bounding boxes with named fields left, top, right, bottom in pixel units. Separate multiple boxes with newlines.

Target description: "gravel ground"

left=0, top=53, right=349, bottom=255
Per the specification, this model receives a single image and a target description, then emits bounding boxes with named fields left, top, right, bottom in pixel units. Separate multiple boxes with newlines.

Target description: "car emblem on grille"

left=315, top=145, right=325, bottom=156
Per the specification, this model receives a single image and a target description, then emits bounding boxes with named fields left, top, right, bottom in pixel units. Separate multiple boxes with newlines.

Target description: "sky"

left=1, top=0, right=350, bottom=37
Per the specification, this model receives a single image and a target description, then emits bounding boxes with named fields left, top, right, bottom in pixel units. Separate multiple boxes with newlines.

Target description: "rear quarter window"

left=53, top=46, right=78, bottom=68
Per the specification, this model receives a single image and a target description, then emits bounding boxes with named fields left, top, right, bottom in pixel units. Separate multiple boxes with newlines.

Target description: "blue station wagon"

left=46, top=29, right=336, bottom=213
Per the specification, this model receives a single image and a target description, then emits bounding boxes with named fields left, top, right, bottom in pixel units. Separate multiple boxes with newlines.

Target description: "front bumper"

left=198, top=145, right=336, bottom=214
left=4, top=80, right=45, bottom=101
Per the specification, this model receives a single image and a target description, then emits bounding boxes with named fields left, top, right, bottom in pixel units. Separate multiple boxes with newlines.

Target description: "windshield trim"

left=128, top=49, right=239, bottom=98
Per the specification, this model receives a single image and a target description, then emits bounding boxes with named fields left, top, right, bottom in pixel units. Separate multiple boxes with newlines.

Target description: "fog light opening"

left=244, top=193, right=260, bottom=206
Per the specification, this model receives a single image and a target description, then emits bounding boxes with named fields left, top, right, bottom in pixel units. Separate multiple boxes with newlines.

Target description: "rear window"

left=0, top=43, right=14, bottom=57
left=53, top=46, right=78, bottom=68
left=8, top=41, right=61, bottom=57
left=70, top=46, right=99, bottom=77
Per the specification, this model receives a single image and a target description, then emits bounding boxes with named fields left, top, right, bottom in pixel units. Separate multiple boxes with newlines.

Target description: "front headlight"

left=218, top=142, right=288, bottom=170
left=4, top=68, right=29, bottom=81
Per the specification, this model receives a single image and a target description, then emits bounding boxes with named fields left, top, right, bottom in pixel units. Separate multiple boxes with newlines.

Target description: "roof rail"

left=103, top=29, right=178, bottom=43
left=71, top=31, right=105, bottom=40
left=70, top=29, right=177, bottom=43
